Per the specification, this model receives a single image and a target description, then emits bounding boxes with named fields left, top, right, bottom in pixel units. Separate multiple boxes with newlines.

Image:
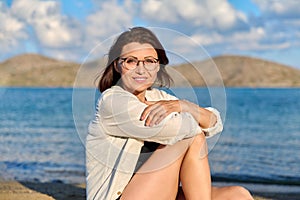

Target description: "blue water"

left=0, top=87, right=300, bottom=187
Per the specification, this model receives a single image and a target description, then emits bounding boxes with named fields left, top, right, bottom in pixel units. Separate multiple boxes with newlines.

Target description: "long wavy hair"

left=98, top=27, right=173, bottom=93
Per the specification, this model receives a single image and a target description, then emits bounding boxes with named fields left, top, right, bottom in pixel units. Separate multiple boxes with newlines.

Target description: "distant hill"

left=0, top=54, right=80, bottom=87
left=1, top=53, right=300, bottom=87
left=170, top=55, right=300, bottom=87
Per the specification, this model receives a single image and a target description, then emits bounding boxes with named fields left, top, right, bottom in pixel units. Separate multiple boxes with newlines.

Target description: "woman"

left=86, top=27, right=253, bottom=200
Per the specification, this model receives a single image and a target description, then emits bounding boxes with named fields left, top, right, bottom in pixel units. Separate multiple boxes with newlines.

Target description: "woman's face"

left=117, top=42, right=159, bottom=98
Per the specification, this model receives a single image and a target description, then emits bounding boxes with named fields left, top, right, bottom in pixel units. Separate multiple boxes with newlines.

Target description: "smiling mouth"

left=133, top=77, right=147, bottom=82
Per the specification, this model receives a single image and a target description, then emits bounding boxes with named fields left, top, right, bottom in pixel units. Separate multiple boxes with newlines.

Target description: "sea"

left=0, top=87, right=300, bottom=193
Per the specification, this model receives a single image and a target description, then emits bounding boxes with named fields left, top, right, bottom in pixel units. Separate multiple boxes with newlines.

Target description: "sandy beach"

left=1, top=179, right=299, bottom=200
left=0, top=180, right=85, bottom=200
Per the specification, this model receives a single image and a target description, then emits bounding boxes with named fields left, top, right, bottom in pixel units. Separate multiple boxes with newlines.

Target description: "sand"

left=0, top=180, right=85, bottom=200
left=0, top=180, right=299, bottom=200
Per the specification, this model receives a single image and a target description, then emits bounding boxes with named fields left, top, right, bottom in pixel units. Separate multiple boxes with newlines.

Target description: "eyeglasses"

left=119, top=56, right=159, bottom=71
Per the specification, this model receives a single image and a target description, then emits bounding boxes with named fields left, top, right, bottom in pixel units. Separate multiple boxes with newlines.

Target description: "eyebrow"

left=121, top=56, right=158, bottom=59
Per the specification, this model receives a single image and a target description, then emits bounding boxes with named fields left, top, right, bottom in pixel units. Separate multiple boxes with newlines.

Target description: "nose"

left=135, top=61, right=146, bottom=74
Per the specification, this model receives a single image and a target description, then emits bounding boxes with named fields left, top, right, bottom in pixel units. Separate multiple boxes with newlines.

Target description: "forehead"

left=121, top=42, right=157, bottom=57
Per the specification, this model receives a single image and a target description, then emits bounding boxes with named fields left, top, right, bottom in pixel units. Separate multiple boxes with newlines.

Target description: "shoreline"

left=0, top=180, right=86, bottom=200
left=213, top=182, right=300, bottom=200
left=1, top=180, right=299, bottom=200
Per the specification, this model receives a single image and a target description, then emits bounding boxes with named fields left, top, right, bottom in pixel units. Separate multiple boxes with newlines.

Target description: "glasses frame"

left=119, top=56, right=159, bottom=71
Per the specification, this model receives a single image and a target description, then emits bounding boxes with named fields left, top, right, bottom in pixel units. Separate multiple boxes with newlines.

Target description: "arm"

left=98, top=89, right=202, bottom=145
left=180, top=100, right=217, bottom=129
left=141, top=99, right=223, bottom=138
left=180, top=101, right=223, bottom=137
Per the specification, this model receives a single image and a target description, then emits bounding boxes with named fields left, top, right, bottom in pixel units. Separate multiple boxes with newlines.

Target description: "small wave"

left=212, top=174, right=300, bottom=186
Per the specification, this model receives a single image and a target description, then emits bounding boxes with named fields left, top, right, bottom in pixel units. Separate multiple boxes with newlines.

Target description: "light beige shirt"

left=86, top=86, right=223, bottom=200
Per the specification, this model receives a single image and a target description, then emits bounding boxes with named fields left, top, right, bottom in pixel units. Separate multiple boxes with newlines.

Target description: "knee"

left=187, top=133, right=207, bottom=157
left=191, top=133, right=206, bottom=147
left=229, top=186, right=254, bottom=200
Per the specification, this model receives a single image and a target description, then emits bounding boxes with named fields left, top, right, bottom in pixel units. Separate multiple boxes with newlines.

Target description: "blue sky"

left=1, top=0, right=300, bottom=69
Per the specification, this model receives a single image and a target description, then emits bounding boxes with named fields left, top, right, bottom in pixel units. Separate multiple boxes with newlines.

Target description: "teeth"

left=134, top=78, right=146, bottom=80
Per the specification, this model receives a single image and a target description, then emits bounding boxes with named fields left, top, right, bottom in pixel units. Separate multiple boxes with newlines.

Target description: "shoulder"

left=99, top=86, right=142, bottom=109
left=97, top=86, right=147, bottom=117
left=146, top=88, right=178, bottom=101
left=102, top=85, right=126, bottom=95
left=102, top=86, right=136, bottom=100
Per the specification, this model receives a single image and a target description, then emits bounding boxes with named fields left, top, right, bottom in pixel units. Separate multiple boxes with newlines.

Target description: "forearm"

left=198, top=107, right=217, bottom=129
left=180, top=100, right=217, bottom=129
left=100, top=93, right=202, bottom=145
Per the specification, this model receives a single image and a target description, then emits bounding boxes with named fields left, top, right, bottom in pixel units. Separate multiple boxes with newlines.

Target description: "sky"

left=1, top=0, right=300, bottom=68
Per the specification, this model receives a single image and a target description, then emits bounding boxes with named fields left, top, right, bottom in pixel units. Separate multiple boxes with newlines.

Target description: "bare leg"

left=120, top=137, right=189, bottom=200
left=121, top=134, right=212, bottom=200
left=176, top=186, right=254, bottom=200
left=212, top=186, right=254, bottom=200
left=180, top=133, right=211, bottom=200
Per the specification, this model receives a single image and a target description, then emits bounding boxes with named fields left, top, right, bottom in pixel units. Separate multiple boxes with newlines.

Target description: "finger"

left=140, top=104, right=155, bottom=121
left=148, top=109, right=165, bottom=126
left=141, top=101, right=163, bottom=120
left=145, top=101, right=155, bottom=105
left=144, top=105, right=163, bottom=126
left=144, top=105, right=161, bottom=126
left=146, top=106, right=170, bottom=126
left=152, top=112, right=169, bottom=126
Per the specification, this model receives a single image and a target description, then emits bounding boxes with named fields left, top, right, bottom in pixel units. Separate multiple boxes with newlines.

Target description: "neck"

left=134, top=91, right=146, bottom=103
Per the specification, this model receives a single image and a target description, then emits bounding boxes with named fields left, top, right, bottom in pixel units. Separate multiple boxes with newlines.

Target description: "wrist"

left=199, top=107, right=217, bottom=129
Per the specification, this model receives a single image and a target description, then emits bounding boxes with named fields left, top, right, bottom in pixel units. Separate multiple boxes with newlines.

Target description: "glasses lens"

left=124, top=57, right=138, bottom=69
left=121, top=57, right=159, bottom=70
left=144, top=58, right=158, bottom=70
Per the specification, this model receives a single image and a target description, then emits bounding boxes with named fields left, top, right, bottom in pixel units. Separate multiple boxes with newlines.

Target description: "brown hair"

left=98, top=27, right=173, bottom=92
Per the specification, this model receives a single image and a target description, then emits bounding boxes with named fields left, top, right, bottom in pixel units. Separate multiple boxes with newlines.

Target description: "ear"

left=113, top=60, right=121, bottom=73
left=155, top=64, right=160, bottom=73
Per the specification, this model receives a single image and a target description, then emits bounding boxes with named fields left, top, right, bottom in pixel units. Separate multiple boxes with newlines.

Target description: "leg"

left=121, top=134, right=212, bottom=200
left=120, top=138, right=191, bottom=200
left=180, top=133, right=211, bottom=200
left=212, top=186, right=254, bottom=200
left=176, top=185, right=254, bottom=200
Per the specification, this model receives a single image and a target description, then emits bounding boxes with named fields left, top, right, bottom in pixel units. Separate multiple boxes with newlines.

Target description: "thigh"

left=212, top=186, right=253, bottom=200
left=121, top=140, right=191, bottom=200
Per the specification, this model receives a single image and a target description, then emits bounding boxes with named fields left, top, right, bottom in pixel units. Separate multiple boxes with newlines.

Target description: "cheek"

left=150, top=73, right=158, bottom=83
left=120, top=67, right=130, bottom=77
left=152, top=68, right=160, bottom=79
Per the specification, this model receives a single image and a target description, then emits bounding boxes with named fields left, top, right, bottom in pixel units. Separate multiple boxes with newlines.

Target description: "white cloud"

left=11, top=0, right=83, bottom=48
left=82, top=0, right=134, bottom=60
left=253, top=0, right=300, bottom=18
left=176, top=27, right=266, bottom=53
left=85, top=1, right=133, bottom=42
left=190, top=32, right=224, bottom=46
left=250, top=0, right=300, bottom=51
left=0, top=0, right=136, bottom=62
left=0, top=0, right=299, bottom=68
left=141, top=0, right=247, bottom=30
left=232, top=27, right=265, bottom=42
left=0, top=3, right=27, bottom=55
left=140, top=0, right=177, bottom=23
left=205, top=0, right=247, bottom=29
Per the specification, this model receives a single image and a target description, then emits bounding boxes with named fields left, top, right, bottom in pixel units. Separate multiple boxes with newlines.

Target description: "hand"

left=141, top=99, right=217, bottom=129
left=179, top=100, right=217, bottom=129
left=140, top=100, right=181, bottom=127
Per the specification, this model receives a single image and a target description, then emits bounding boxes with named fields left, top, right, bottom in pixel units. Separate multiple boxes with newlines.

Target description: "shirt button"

left=117, top=191, right=122, bottom=195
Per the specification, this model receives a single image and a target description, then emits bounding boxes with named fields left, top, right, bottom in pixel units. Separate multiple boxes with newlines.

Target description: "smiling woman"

left=85, top=27, right=254, bottom=200
left=115, top=43, right=160, bottom=98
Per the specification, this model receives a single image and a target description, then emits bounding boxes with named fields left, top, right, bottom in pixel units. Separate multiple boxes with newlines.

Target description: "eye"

left=125, top=57, right=137, bottom=64
left=145, top=58, right=158, bottom=64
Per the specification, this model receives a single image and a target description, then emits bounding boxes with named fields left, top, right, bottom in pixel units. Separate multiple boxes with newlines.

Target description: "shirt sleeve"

left=98, top=88, right=202, bottom=145
left=201, top=107, right=223, bottom=138
left=148, top=88, right=223, bottom=138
